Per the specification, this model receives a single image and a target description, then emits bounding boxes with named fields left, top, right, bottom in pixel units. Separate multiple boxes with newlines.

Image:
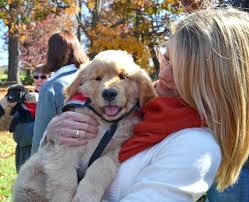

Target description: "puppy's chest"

left=74, top=108, right=139, bottom=167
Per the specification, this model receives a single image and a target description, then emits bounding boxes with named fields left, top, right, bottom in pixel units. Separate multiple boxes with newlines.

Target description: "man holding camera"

left=0, top=84, right=39, bottom=172
left=0, top=65, right=49, bottom=172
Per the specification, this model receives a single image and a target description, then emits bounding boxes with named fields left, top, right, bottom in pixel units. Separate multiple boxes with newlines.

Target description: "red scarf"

left=23, top=103, right=37, bottom=119
left=119, top=96, right=203, bottom=162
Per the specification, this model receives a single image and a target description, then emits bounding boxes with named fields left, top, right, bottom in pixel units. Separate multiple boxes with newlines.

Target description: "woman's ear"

left=129, top=69, right=157, bottom=108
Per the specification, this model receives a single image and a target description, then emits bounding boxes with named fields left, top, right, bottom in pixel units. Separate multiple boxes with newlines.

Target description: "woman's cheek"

left=40, top=79, right=48, bottom=85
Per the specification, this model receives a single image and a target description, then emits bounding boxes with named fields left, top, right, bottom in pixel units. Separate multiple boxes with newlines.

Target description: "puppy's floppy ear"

left=64, top=63, right=90, bottom=102
left=129, top=69, right=157, bottom=108
left=65, top=75, right=82, bottom=101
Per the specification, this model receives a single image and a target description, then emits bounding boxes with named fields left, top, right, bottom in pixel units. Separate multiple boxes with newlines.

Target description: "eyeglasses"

left=33, top=75, right=48, bottom=80
left=154, top=43, right=167, bottom=58
left=154, top=43, right=170, bottom=68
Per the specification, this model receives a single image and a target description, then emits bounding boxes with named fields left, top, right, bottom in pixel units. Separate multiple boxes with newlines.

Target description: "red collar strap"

left=69, top=93, right=88, bottom=103
left=62, top=93, right=89, bottom=112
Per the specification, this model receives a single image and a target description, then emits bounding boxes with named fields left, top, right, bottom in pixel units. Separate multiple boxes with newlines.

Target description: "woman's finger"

left=59, top=136, right=88, bottom=146
left=46, top=111, right=99, bottom=145
left=60, top=111, right=98, bottom=126
left=60, top=120, right=98, bottom=135
left=59, top=127, right=97, bottom=139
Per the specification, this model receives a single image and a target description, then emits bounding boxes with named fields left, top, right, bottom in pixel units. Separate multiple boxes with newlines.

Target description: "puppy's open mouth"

left=104, top=105, right=122, bottom=117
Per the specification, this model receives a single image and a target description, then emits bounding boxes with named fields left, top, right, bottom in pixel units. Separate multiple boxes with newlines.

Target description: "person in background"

left=33, top=64, right=50, bottom=92
left=0, top=64, right=49, bottom=172
left=31, top=30, right=89, bottom=154
left=41, top=8, right=249, bottom=201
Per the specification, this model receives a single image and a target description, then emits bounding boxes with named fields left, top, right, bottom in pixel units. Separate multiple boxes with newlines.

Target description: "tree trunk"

left=8, top=31, right=21, bottom=84
left=77, top=0, right=83, bottom=41
left=151, top=55, right=160, bottom=75
left=92, top=0, right=102, bottom=27
left=148, top=44, right=160, bottom=75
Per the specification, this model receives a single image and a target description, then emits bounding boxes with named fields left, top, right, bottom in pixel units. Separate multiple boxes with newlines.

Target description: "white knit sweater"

left=103, top=128, right=221, bottom=202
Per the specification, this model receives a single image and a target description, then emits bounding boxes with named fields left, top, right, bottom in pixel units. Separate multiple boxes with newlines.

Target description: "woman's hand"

left=46, top=111, right=98, bottom=146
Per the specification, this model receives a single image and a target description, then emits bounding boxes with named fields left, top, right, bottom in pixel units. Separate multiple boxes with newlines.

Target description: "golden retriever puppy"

left=13, top=50, right=157, bottom=202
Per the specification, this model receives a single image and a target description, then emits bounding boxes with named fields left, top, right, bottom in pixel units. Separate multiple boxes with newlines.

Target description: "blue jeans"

left=207, top=167, right=249, bottom=202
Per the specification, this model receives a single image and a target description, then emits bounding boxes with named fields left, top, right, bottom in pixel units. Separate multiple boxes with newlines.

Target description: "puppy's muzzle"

left=102, top=89, right=117, bottom=102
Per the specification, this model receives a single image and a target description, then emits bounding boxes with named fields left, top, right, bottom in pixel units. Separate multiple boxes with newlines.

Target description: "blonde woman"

left=41, top=8, right=249, bottom=201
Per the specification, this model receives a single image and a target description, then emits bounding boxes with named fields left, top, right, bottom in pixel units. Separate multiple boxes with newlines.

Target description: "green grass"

left=0, top=72, right=27, bottom=82
left=0, top=131, right=16, bottom=202
left=0, top=74, right=7, bottom=81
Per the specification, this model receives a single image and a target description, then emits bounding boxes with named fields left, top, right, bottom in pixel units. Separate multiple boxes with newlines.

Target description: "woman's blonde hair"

left=171, top=8, right=249, bottom=191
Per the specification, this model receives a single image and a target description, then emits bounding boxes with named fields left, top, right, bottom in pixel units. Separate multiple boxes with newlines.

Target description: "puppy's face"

left=77, top=62, right=140, bottom=120
left=6, top=85, right=28, bottom=103
left=66, top=50, right=156, bottom=121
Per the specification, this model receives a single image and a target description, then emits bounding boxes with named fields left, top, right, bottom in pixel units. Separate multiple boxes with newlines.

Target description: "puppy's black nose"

left=102, top=89, right=117, bottom=102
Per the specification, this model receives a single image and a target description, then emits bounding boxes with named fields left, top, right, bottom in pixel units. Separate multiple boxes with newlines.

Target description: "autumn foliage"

left=0, top=0, right=78, bottom=82
left=0, top=0, right=218, bottom=81
left=77, top=0, right=185, bottom=74
left=20, top=14, right=75, bottom=68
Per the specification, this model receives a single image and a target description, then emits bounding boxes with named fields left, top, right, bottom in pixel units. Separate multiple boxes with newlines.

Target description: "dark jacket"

left=13, top=121, right=34, bottom=172
left=9, top=103, right=35, bottom=172
left=0, top=102, right=35, bottom=172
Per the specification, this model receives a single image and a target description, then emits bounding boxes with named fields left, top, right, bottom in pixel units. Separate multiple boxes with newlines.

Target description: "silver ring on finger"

left=75, top=129, right=79, bottom=138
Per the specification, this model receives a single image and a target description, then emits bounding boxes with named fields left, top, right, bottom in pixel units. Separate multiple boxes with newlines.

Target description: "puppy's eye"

left=95, top=76, right=102, bottom=81
left=119, top=73, right=127, bottom=80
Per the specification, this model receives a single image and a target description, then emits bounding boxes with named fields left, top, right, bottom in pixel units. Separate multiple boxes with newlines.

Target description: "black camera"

left=6, top=84, right=29, bottom=103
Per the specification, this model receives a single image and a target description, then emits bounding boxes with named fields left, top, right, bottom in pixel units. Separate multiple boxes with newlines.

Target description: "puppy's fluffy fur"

left=13, top=50, right=156, bottom=202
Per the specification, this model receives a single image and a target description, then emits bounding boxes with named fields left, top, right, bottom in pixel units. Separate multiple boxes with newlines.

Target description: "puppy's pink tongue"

left=104, top=105, right=120, bottom=116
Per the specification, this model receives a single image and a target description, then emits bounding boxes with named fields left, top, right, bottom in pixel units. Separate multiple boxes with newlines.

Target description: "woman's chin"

left=155, top=82, right=177, bottom=97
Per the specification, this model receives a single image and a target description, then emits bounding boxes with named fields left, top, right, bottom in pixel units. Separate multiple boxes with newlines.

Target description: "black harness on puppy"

left=62, top=97, right=139, bottom=168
